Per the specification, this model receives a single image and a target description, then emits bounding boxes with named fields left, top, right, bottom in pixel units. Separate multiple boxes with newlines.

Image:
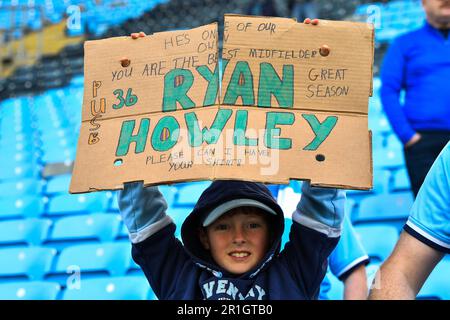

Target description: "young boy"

left=118, top=179, right=345, bottom=300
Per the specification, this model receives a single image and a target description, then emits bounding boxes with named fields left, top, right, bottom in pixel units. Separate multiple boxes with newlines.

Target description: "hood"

left=181, top=180, right=285, bottom=279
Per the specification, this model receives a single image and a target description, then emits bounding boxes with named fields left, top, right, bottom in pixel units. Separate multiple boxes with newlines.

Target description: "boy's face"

left=199, top=207, right=270, bottom=275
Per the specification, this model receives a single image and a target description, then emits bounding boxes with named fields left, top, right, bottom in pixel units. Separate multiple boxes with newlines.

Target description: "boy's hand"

left=131, top=31, right=146, bottom=39
left=303, top=18, right=319, bottom=25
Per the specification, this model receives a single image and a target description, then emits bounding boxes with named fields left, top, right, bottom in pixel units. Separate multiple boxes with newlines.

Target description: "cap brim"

left=202, top=198, right=278, bottom=227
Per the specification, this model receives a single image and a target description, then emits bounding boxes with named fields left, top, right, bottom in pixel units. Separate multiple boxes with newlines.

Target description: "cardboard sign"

left=69, top=15, right=374, bottom=194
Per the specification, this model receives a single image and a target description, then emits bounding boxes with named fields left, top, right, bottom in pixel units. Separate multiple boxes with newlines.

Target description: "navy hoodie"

left=118, top=180, right=345, bottom=300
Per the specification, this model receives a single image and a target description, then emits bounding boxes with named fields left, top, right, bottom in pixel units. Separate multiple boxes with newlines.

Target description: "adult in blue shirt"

left=320, top=215, right=370, bottom=300
left=381, top=0, right=450, bottom=197
left=369, top=141, right=450, bottom=299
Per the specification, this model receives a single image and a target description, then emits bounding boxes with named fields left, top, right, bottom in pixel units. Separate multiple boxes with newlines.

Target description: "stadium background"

left=0, top=0, right=448, bottom=300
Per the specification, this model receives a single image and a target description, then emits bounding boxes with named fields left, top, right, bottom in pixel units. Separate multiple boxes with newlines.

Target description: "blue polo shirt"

left=381, top=22, right=450, bottom=144
left=320, top=214, right=369, bottom=300
left=405, top=141, right=450, bottom=253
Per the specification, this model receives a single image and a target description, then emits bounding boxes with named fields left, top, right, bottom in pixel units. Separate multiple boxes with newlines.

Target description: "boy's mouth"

left=229, top=251, right=251, bottom=258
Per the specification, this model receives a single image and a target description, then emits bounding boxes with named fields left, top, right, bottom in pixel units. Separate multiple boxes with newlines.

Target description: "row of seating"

left=0, top=276, right=155, bottom=300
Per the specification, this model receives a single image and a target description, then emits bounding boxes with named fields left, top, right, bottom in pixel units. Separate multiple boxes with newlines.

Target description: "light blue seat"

left=386, top=133, right=403, bottom=151
left=46, top=192, right=110, bottom=216
left=0, top=247, right=57, bottom=281
left=62, top=276, right=154, bottom=300
left=373, top=148, right=405, bottom=170
left=281, top=218, right=293, bottom=250
left=167, top=207, right=191, bottom=239
left=369, top=113, right=392, bottom=135
left=354, top=224, right=399, bottom=263
left=349, top=169, right=391, bottom=196
left=0, top=196, right=45, bottom=219
left=46, top=213, right=122, bottom=243
left=0, top=218, right=52, bottom=246
left=1, top=162, right=42, bottom=180
left=45, top=174, right=72, bottom=195
left=355, top=192, right=414, bottom=223
left=41, top=148, right=76, bottom=164
left=417, top=257, right=450, bottom=300
left=174, top=181, right=210, bottom=207
left=0, top=179, right=44, bottom=197
left=159, top=185, right=177, bottom=206
left=117, top=222, right=128, bottom=239
left=51, top=242, right=132, bottom=278
left=0, top=281, right=60, bottom=300
left=391, top=168, right=411, bottom=192
left=324, top=273, right=344, bottom=300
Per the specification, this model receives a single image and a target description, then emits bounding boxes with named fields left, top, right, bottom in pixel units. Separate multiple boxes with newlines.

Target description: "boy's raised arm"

left=117, top=182, right=173, bottom=243
left=279, top=181, right=346, bottom=299
left=294, top=181, right=346, bottom=238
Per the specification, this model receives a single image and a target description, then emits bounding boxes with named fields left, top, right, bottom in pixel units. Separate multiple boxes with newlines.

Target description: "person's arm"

left=380, top=38, right=417, bottom=145
left=368, top=231, right=443, bottom=299
left=370, top=143, right=450, bottom=299
left=280, top=181, right=346, bottom=299
left=117, top=182, right=191, bottom=299
left=343, top=264, right=368, bottom=300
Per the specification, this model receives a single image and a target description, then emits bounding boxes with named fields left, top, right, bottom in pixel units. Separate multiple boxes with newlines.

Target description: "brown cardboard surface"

left=222, top=15, right=374, bottom=113
left=70, top=15, right=373, bottom=193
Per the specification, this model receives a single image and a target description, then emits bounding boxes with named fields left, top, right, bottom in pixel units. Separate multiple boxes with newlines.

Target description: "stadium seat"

left=324, top=273, right=344, bottom=300
left=0, top=218, right=52, bottom=246
left=174, top=181, right=210, bottom=207
left=281, top=218, right=293, bottom=250
left=354, top=224, right=399, bottom=263
left=167, top=207, right=191, bottom=239
left=372, top=148, right=405, bottom=170
left=45, top=174, right=72, bottom=195
left=386, top=133, right=403, bottom=151
left=1, top=162, right=42, bottom=180
left=45, top=213, right=122, bottom=245
left=369, top=113, right=392, bottom=135
left=117, top=222, right=128, bottom=239
left=46, top=192, right=110, bottom=216
left=354, top=191, right=414, bottom=223
left=0, top=247, right=56, bottom=281
left=62, top=276, right=154, bottom=300
left=49, top=242, right=132, bottom=281
left=0, top=281, right=60, bottom=300
left=0, top=178, right=44, bottom=197
left=0, top=196, right=45, bottom=219
left=391, top=168, right=411, bottom=192
left=417, top=258, right=450, bottom=300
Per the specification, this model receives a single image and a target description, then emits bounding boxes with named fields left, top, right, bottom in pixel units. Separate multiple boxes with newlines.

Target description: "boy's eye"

left=214, top=224, right=229, bottom=231
left=248, top=222, right=261, bottom=229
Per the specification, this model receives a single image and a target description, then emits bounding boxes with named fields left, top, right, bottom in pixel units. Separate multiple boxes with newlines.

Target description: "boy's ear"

left=198, top=228, right=210, bottom=250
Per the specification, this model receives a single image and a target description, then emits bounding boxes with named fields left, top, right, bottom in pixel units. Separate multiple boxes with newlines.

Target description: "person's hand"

left=303, top=18, right=319, bottom=25
left=405, top=133, right=422, bottom=148
left=130, top=31, right=146, bottom=39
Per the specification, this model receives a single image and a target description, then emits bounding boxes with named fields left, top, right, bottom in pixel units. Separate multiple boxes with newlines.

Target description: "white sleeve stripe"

left=406, top=220, right=450, bottom=249
left=292, top=210, right=341, bottom=238
left=335, top=255, right=370, bottom=278
left=129, top=215, right=174, bottom=244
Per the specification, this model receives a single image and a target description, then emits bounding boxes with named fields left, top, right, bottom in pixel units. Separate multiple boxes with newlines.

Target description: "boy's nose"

left=232, top=227, right=246, bottom=244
